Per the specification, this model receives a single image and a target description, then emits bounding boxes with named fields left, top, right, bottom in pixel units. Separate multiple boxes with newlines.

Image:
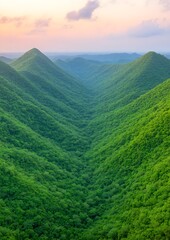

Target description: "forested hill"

left=0, top=49, right=169, bottom=240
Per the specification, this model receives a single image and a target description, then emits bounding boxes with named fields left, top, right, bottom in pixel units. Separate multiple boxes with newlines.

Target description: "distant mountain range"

left=0, top=56, right=13, bottom=64
left=0, top=48, right=169, bottom=239
left=53, top=52, right=141, bottom=63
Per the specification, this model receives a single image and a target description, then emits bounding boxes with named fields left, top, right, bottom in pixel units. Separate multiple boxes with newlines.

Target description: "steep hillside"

left=0, top=61, right=88, bottom=152
left=82, top=78, right=170, bottom=239
left=11, top=48, right=86, bottom=100
left=11, top=48, right=90, bottom=126
left=0, top=50, right=169, bottom=240
left=0, top=57, right=90, bottom=239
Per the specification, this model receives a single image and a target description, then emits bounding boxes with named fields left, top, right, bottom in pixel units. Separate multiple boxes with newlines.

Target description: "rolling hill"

left=0, top=49, right=169, bottom=239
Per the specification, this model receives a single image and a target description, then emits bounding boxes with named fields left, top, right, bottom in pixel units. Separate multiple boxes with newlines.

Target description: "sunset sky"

left=0, top=0, right=170, bottom=52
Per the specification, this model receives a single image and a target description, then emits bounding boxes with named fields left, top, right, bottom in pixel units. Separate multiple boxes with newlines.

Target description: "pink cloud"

left=66, top=0, right=100, bottom=21
left=0, top=16, right=26, bottom=27
left=28, top=18, right=51, bottom=35
left=35, top=18, right=51, bottom=28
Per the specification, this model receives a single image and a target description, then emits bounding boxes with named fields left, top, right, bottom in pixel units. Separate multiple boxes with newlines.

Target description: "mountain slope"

left=0, top=56, right=90, bottom=239
left=11, top=49, right=90, bottom=127
left=94, top=52, right=170, bottom=111
left=0, top=61, right=87, bottom=153
left=11, top=48, right=82, bottom=92
left=82, top=78, right=170, bottom=239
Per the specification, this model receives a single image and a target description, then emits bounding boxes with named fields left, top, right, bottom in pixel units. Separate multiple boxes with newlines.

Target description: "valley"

left=0, top=49, right=169, bottom=240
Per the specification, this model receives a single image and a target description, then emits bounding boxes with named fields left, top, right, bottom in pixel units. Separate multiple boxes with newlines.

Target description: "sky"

left=0, top=0, right=170, bottom=52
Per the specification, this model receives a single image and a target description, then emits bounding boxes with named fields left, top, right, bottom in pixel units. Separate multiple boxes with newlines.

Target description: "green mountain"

left=11, top=48, right=85, bottom=99
left=94, top=51, right=170, bottom=110
left=0, top=49, right=169, bottom=240
left=11, top=48, right=89, bottom=125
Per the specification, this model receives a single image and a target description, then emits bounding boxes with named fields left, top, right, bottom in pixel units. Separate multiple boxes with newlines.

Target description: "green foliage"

left=0, top=50, right=169, bottom=239
left=82, top=78, right=170, bottom=239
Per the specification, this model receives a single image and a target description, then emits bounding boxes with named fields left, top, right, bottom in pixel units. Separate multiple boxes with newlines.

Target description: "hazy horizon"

left=1, top=50, right=170, bottom=61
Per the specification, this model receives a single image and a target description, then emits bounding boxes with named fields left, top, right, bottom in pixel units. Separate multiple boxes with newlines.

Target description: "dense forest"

left=0, top=48, right=169, bottom=239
